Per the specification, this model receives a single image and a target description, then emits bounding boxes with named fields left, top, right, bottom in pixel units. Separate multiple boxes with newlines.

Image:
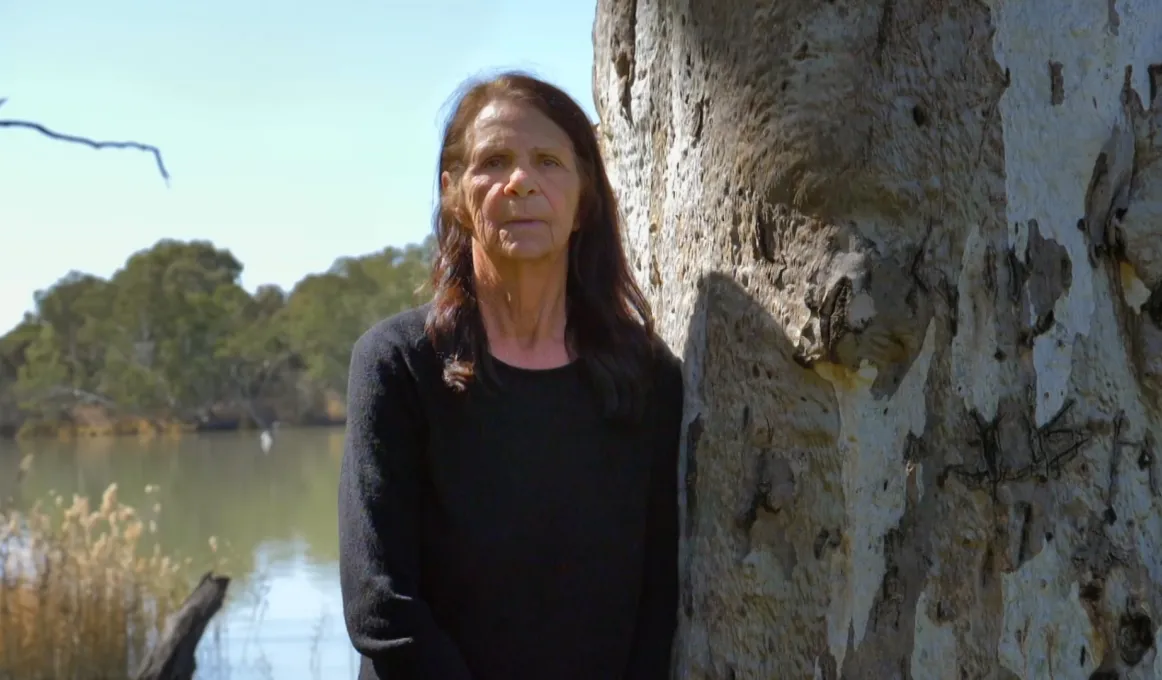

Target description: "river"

left=0, top=427, right=359, bottom=680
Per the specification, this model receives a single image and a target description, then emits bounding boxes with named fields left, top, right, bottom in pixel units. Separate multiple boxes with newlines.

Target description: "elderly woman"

left=338, top=71, right=683, bottom=680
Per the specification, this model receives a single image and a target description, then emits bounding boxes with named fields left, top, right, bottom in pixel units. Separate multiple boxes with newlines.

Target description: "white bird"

left=258, top=420, right=280, bottom=454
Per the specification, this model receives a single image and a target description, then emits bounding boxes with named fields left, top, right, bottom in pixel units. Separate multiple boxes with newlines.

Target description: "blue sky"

left=0, top=0, right=600, bottom=334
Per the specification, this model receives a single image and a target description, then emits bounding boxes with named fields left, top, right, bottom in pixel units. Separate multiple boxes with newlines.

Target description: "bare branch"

left=133, top=572, right=230, bottom=680
left=40, top=385, right=119, bottom=407
left=0, top=101, right=170, bottom=185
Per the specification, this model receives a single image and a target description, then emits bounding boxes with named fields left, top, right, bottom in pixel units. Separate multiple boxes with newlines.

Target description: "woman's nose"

left=505, top=166, right=537, bottom=196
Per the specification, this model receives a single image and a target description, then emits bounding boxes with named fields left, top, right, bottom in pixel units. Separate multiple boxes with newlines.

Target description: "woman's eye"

left=482, top=156, right=504, bottom=169
left=541, top=157, right=561, bottom=167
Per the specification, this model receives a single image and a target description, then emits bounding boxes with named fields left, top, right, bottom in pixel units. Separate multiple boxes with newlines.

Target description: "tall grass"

left=0, top=465, right=226, bottom=680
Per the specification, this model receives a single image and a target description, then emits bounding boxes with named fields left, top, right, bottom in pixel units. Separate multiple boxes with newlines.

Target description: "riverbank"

left=3, top=393, right=348, bottom=441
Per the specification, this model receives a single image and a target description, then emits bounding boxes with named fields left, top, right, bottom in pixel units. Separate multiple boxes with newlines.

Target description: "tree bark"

left=594, top=1, right=1162, bottom=678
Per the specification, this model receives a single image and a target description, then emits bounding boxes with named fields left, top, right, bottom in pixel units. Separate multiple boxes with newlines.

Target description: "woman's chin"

left=501, top=246, right=554, bottom=261
left=480, top=222, right=570, bottom=262
left=495, top=239, right=566, bottom=262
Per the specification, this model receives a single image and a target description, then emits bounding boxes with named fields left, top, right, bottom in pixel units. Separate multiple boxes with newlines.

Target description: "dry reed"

left=0, top=478, right=221, bottom=680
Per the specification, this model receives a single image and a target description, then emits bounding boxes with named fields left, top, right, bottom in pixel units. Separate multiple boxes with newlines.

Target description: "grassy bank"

left=13, top=417, right=194, bottom=441
left=8, top=392, right=349, bottom=442
left=0, top=481, right=226, bottom=679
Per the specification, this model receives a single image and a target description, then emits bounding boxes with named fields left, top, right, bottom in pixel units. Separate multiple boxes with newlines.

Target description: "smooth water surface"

left=0, top=427, right=358, bottom=680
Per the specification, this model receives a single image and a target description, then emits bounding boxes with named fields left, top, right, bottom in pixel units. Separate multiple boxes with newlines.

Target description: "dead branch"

left=0, top=98, right=170, bottom=185
left=39, top=385, right=120, bottom=408
left=132, top=572, right=230, bottom=680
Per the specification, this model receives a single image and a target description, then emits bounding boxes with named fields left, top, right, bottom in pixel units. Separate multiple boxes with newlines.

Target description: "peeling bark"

left=594, top=1, right=1162, bottom=678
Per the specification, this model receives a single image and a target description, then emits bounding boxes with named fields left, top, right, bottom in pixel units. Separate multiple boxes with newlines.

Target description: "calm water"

left=0, top=427, right=359, bottom=680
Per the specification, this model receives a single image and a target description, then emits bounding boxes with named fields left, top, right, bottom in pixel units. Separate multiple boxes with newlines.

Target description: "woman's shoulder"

left=351, top=302, right=438, bottom=376
left=649, top=335, right=684, bottom=393
left=643, top=336, right=684, bottom=430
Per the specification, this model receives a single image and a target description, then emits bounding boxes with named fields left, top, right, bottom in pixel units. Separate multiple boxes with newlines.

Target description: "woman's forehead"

left=469, top=100, right=572, bottom=150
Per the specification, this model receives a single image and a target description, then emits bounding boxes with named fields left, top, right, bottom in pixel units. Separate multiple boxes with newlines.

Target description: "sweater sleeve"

left=337, top=324, right=474, bottom=680
left=623, top=355, right=683, bottom=680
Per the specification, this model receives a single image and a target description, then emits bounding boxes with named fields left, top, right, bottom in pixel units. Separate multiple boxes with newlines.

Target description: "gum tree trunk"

left=594, top=1, right=1162, bottom=678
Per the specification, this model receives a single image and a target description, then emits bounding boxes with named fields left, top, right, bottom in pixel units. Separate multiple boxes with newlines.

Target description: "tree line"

left=0, top=236, right=434, bottom=438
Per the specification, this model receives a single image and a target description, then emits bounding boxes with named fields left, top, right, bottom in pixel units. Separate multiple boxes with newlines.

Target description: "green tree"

left=1, top=235, right=435, bottom=438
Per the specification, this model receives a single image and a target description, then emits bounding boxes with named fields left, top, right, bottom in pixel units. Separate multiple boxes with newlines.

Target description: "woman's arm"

left=338, top=324, right=474, bottom=679
left=623, top=356, right=683, bottom=680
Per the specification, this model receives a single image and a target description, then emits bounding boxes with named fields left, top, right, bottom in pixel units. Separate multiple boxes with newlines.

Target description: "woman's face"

left=446, top=99, right=582, bottom=263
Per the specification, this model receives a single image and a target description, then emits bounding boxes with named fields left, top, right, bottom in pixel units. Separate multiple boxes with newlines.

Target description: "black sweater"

left=337, top=304, right=682, bottom=680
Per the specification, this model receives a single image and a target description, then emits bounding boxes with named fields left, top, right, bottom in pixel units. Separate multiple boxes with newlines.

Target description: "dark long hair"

left=425, top=71, right=657, bottom=424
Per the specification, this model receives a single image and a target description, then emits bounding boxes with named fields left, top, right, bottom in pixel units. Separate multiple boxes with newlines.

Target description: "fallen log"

left=132, top=571, right=230, bottom=680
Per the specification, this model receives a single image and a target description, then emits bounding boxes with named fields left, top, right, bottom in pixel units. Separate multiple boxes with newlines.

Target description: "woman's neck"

left=473, top=247, right=571, bottom=368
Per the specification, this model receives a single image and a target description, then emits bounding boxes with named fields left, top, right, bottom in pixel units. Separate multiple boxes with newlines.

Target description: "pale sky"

left=0, top=0, right=600, bottom=335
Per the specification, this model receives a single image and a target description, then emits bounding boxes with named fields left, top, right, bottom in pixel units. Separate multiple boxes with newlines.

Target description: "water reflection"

left=0, top=427, right=357, bottom=679
left=208, top=539, right=357, bottom=680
